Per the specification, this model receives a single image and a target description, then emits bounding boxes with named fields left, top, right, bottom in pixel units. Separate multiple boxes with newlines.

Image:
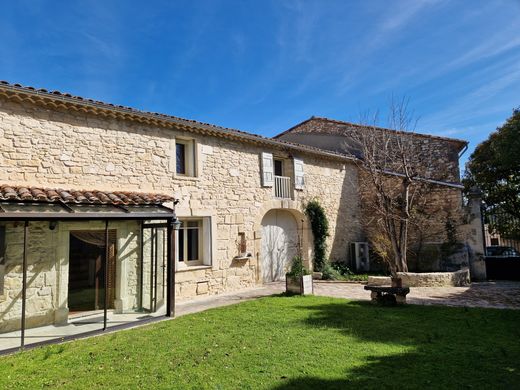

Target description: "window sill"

left=176, top=265, right=212, bottom=272
left=173, top=174, right=200, bottom=182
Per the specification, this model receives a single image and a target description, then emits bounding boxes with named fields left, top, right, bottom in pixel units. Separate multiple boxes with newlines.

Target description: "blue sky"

left=1, top=0, right=519, bottom=168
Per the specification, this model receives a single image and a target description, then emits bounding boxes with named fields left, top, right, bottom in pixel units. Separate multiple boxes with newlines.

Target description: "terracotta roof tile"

left=0, top=185, right=174, bottom=205
left=275, top=116, right=468, bottom=149
left=0, top=81, right=355, bottom=163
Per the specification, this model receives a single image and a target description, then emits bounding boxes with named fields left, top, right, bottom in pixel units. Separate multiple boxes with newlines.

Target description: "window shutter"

left=293, top=157, right=304, bottom=190
left=261, top=152, right=274, bottom=187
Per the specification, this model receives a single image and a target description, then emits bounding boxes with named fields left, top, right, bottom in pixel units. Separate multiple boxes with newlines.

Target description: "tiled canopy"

left=0, top=185, right=174, bottom=205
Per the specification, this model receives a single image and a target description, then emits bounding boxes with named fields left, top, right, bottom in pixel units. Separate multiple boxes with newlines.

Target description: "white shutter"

left=293, top=157, right=304, bottom=190
left=261, top=152, right=274, bottom=187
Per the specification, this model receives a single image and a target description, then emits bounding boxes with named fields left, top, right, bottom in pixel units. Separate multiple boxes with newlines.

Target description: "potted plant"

left=286, top=256, right=313, bottom=295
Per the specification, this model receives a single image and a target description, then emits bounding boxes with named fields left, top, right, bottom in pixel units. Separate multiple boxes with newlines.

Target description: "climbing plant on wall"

left=305, top=199, right=329, bottom=272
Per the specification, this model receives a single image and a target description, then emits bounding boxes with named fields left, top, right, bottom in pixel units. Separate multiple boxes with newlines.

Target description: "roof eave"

left=0, top=83, right=356, bottom=164
left=274, top=116, right=468, bottom=151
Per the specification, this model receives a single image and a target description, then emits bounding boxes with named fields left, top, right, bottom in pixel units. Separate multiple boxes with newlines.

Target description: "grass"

left=1, top=295, right=519, bottom=389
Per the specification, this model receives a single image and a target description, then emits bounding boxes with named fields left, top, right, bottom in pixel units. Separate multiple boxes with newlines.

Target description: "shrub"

left=305, top=199, right=329, bottom=272
left=321, top=262, right=343, bottom=280
left=330, top=262, right=354, bottom=277
left=286, top=256, right=309, bottom=278
left=322, top=262, right=373, bottom=281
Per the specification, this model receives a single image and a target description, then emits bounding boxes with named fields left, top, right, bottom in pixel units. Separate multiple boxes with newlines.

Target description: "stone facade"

left=0, top=96, right=362, bottom=330
left=276, top=117, right=466, bottom=183
left=277, top=117, right=468, bottom=271
left=0, top=88, right=470, bottom=333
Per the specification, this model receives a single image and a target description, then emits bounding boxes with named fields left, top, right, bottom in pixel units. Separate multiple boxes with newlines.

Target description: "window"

left=178, top=220, right=202, bottom=265
left=176, top=143, right=186, bottom=175
left=274, top=159, right=283, bottom=177
left=174, top=139, right=196, bottom=177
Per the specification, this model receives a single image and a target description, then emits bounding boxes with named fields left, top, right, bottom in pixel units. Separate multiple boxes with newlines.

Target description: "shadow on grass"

left=273, top=299, right=520, bottom=389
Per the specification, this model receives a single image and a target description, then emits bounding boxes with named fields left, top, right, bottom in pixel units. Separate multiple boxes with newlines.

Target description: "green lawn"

left=1, top=295, right=519, bottom=389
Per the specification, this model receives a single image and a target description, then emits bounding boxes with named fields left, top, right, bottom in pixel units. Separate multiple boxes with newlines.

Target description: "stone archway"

left=260, top=209, right=301, bottom=282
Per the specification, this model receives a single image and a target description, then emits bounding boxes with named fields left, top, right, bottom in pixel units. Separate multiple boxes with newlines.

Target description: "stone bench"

left=364, top=285, right=410, bottom=304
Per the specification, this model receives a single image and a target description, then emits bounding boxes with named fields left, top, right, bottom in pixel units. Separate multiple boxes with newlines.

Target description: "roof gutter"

left=379, top=169, right=464, bottom=189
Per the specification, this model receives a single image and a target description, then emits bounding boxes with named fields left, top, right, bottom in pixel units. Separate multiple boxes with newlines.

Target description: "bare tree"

left=344, top=97, right=437, bottom=277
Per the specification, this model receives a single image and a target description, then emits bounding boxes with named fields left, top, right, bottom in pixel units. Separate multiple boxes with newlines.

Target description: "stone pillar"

left=464, top=188, right=487, bottom=281
left=54, top=226, right=70, bottom=325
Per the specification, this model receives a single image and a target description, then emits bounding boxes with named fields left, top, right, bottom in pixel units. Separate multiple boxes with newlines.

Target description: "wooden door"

left=261, top=210, right=298, bottom=282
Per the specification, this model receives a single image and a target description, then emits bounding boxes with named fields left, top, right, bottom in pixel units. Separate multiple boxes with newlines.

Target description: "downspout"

left=458, top=143, right=469, bottom=177
left=458, top=143, right=468, bottom=159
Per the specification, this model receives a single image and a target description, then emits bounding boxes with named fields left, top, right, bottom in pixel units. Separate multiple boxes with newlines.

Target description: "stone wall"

left=0, top=97, right=361, bottom=309
left=278, top=118, right=464, bottom=182
left=0, top=222, right=56, bottom=332
left=278, top=118, right=467, bottom=272
left=367, top=268, right=471, bottom=287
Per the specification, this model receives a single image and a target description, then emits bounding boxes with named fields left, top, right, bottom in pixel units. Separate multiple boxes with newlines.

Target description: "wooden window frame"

left=174, top=139, right=197, bottom=178
left=177, top=219, right=203, bottom=266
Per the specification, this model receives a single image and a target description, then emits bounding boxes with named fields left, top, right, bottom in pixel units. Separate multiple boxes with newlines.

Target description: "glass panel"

left=187, top=228, right=199, bottom=261
left=104, top=223, right=155, bottom=329
left=141, top=228, right=153, bottom=312
left=187, top=221, right=199, bottom=228
left=176, top=143, right=186, bottom=174
left=0, top=220, right=168, bottom=352
left=141, top=227, right=167, bottom=314
left=0, top=202, right=69, bottom=213
left=143, top=219, right=169, bottom=226
left=125, top=206, right=173, bottom=214
left=178, top=230, right=184, bottom=262
left=68, top=204, right=122, bottom=213
left=274, top=159, right=283, bottom=176
left=20, top=223, right=109, bottom=349
left=155, top=228, right=166, bottom=310
left=0, top=222, right=23, bottom=351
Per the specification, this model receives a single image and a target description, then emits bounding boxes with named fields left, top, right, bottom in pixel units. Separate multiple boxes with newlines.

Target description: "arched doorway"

left=261, top=209, right=300, bottom=282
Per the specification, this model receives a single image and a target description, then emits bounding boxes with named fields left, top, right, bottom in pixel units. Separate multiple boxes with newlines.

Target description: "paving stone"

left=313, top=281, right=520, bottom=310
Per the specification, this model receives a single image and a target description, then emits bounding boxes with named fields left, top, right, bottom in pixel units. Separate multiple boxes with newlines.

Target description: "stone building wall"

left=278, top=117, right=467, bottom=268
left=277, top=118, right=465, bottom=183
left=0, top=97, right=360, bottom=310
left=0, top=222, right=56, bottom=332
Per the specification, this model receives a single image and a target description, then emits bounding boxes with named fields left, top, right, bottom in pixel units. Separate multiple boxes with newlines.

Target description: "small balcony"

left=274, top=175, right=292, bottom=199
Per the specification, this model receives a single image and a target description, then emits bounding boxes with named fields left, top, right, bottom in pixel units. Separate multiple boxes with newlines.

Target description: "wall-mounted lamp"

left=49, top=221, right=58, bottom=231
left=172, top=218, right=182, bottom=231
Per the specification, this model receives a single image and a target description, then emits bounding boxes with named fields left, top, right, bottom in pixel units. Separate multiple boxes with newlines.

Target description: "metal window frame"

left=2, top=200, right=178, bottom=353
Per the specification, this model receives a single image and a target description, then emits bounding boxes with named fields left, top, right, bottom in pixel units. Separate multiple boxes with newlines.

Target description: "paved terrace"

left=313, top=281, right=520, bottom=310
left=1, top=280, right=519, bottom=353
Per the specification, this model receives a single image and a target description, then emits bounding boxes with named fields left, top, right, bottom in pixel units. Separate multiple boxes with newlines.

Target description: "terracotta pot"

left=391, top=277, right=402, bottom=288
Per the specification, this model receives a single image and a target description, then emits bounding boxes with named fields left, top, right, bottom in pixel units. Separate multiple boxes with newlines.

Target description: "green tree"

left=464, top=108, right=520, bottom=231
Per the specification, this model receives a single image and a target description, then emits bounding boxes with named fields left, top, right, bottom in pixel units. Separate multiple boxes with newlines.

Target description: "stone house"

left=276, top=116, right=470, bottom=271
left=0, top=82, right=467, bottom=347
